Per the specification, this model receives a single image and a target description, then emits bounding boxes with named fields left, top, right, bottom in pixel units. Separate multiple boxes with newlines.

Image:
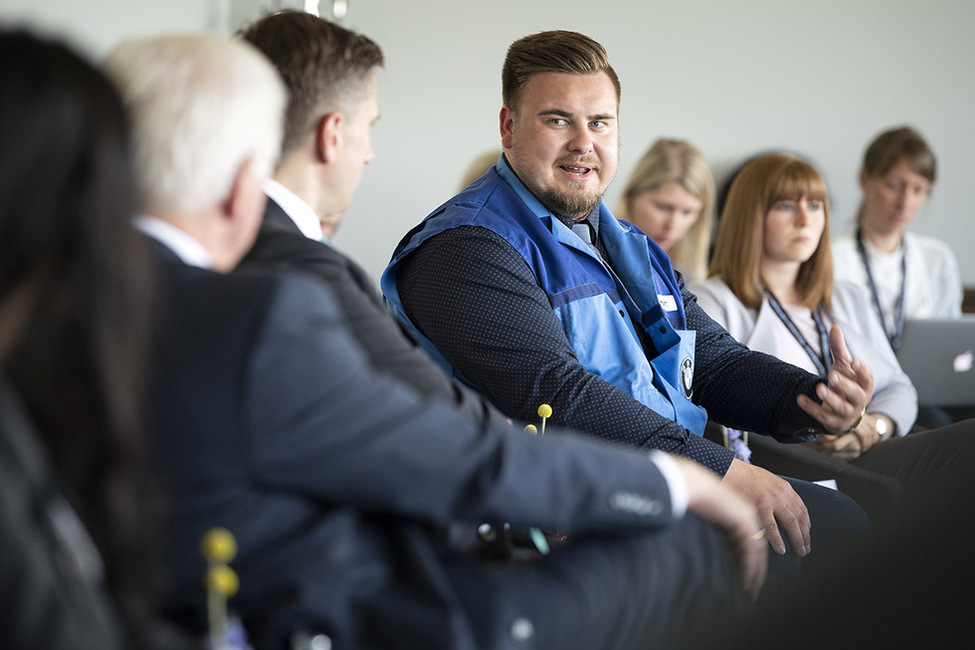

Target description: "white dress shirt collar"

left=264, top=177, right=325, bottom=242
left=134, top=215, right=213, bottom=269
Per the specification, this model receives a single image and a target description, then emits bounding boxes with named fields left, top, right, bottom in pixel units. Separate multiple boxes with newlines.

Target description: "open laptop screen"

left=895, top=317, right=975, bottom=407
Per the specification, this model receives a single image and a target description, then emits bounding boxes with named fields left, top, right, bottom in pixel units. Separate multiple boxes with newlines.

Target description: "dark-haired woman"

left=0, top=28, right=183, bottom=649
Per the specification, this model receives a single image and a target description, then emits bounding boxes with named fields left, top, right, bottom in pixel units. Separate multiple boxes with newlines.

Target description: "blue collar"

left=496, top=153, right=561, bottom=222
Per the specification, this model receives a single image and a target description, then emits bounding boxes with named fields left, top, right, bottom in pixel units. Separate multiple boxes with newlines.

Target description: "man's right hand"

left=721, top=458, right=811, bottom=558
left=674, top=456, right=768, bottom=601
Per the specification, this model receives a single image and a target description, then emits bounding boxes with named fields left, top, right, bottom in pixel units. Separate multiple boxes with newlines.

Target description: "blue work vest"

left=382, top=159, right=707, bottom=436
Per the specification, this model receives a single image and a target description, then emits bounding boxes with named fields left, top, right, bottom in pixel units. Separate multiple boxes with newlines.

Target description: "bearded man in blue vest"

left=384, top=30, right=872, bottom=575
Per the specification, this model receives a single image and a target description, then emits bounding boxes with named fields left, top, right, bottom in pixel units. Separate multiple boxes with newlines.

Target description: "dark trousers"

left=449, top=514, right=744, bottom=650
left=852, top=417, right=975, bottom=528
left=684, top=449, right=975, bottom=650
left=739, top=420, right=975, bottom=531
left=444, top=481, right=868, bottom=650
left=768, top=477, right=870, bottom=579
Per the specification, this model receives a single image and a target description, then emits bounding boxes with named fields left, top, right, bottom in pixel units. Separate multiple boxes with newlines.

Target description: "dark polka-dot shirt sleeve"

left=395, top=226, right=738, bottom=475
left=683, top=282, right=824, bottom=435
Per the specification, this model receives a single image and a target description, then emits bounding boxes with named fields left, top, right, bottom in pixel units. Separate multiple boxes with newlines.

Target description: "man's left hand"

left=796, top=324, right=873, bottom=434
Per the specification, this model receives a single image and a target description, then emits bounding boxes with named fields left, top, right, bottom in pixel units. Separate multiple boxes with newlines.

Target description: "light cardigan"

left=831, top=231, right=962, bottom=335
left=690, top=277, right=918, bottom=435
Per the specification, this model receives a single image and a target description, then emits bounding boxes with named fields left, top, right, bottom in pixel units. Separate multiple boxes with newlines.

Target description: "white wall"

left=0, top=0, right=214, bottom=57
left=340, top=0, right=975, bottom=287
left=4, top=0, right=973, bottom=287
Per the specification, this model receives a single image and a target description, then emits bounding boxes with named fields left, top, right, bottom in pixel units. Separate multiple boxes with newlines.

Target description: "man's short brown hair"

left=502, top=30, right=620, bottom=113
left=239, top=10, right=384, bottom=156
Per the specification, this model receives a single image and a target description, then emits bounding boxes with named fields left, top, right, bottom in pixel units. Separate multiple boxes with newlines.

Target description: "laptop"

left=894, top=316, right=975, bottom=407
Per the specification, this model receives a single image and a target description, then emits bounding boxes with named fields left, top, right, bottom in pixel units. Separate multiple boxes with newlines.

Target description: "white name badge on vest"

left=657, top=294, right=678, bottom=312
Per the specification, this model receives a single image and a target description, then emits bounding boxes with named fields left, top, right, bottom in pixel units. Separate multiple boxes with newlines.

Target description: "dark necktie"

left=571, top=221, right=608, bottom=260
left=572, top=219, right=659, bottom=357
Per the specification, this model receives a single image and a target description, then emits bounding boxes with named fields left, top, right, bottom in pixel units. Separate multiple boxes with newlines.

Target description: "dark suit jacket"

left=238, top=199, right=507, bottom=428
left=145, top=238, right=680, bottom=649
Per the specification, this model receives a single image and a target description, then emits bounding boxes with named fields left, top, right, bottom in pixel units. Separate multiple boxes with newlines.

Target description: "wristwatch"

left=874, top=415, right=889, bottom=441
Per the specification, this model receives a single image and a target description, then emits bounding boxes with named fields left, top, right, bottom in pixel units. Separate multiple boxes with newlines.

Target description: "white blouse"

left=690, top=276, right=918, bottom=435
left=831, top=230, right=962, bottom=337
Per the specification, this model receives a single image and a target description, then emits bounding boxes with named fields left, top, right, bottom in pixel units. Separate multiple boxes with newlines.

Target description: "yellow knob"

left=206, top=565, right=240, bottom=597
left=200, top=527, right=237, bottom=563
left=523, top=424, right=538, bottom=434
left=537, top=404, right=552, bottom=419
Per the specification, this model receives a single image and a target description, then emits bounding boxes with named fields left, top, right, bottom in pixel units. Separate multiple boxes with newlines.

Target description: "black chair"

left=704, top=421, right=902, bottom=530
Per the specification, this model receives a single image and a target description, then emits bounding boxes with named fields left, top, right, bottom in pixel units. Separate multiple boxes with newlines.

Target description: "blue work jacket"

left=383, top=157, right=707, bottom=436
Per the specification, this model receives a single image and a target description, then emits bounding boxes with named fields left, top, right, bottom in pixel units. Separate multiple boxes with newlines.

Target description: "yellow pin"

left=523, top=424, right=538, bottom=435
left=530, top=405, right=555, bottom=555
left=206, top=565, right=240, bottom=598
left=537, top=404, right=552, bottom=434
left=201, top=527, right=238, bottom=649
left=201, top=527, right=237, bottom=564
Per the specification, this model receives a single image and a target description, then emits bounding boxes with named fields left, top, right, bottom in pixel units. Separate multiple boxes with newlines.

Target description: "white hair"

left=104, top=34, right=285, bottom=214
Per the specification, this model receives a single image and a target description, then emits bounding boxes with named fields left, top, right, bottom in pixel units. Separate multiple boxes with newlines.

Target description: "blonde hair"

left=618, top=138, right=714, bottom=282
left=458, top=149, right=502, bottom=190
left=709, top=153, right=833, bottom=310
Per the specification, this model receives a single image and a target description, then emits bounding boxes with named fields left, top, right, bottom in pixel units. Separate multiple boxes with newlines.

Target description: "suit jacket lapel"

left=263, top=197, right=303, bottom=236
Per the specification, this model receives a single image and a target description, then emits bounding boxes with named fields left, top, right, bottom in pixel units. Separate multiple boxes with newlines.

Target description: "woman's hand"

left=807, top=431, right=861, bottom=460
left=808, top=412, right=893, bottom=460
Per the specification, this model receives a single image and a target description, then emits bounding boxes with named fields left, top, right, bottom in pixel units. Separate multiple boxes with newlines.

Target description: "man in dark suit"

left=234, top=11, right=506, bottom=428
left=107, top=30, right=768, bottom=650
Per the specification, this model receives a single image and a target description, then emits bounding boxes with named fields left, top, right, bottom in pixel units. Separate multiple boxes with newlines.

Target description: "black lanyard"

left=856, top=229, right=906, bottom=349
left=765, top=290, right=832, bottom=377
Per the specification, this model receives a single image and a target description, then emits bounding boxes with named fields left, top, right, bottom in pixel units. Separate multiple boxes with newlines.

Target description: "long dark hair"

left=0, top=29, right=162, bottom=645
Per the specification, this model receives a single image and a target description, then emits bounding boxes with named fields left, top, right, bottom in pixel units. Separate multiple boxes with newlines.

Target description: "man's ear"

left=316, top=112, right=344, bottom=164
left=210, top=156, right=266, bottom=271
left=499, top=106, right=514, bottom=149
left=225, top=156, right=264, bottom=225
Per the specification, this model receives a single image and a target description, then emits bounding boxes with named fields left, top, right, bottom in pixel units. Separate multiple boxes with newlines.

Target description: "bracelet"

left=842, top=407, right=866, bottom=434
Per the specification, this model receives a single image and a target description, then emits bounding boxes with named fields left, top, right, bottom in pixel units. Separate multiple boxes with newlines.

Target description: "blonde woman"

left=618, top=138, right=715, bottom=283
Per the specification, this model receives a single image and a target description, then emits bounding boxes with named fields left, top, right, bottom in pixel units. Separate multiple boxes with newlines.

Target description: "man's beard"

left=537, top=186, right=603, bottom=220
